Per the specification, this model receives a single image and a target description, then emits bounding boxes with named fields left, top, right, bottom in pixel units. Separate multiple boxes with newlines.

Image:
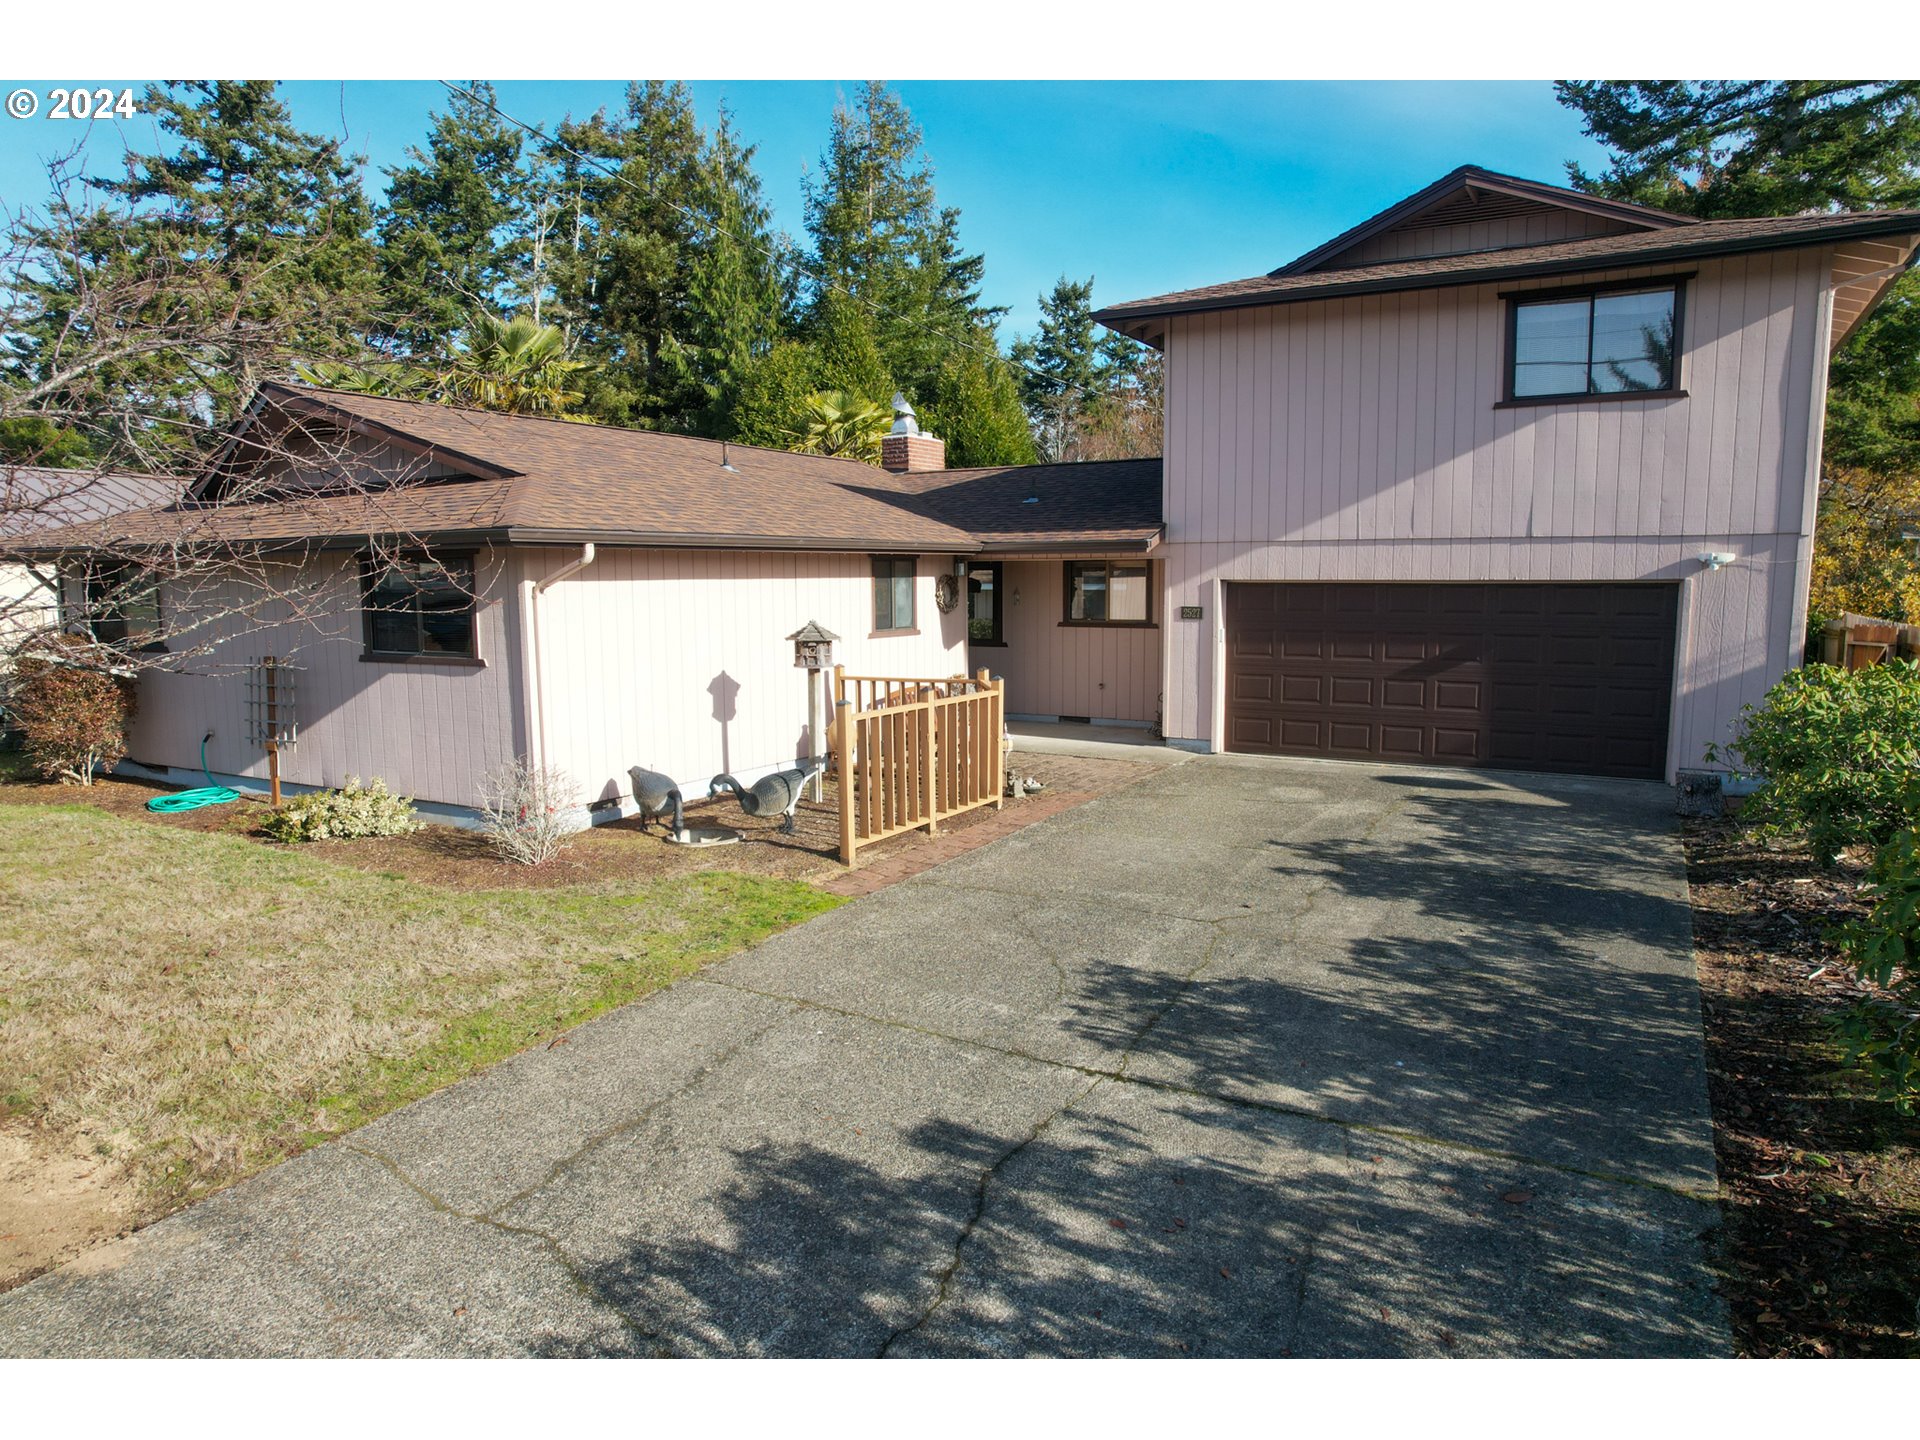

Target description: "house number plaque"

left=1178, top=605, right=1204, bottom=620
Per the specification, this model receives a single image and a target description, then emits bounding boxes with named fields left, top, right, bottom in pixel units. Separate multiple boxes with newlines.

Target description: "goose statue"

left=709, top=758, right=827, bottom=834
left=627, top=764, right=688, bottom=839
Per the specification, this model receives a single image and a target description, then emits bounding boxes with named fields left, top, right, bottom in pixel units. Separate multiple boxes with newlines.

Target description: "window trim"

left=359, top=549, right=481, bottom=662
left=871, top=554, right=918, bottom=636
left=966, top=561, right=1005, bottom=646
left=1060, top=559, right=1156, bottom=629
left=1501, top=272, right=1690, bottom=405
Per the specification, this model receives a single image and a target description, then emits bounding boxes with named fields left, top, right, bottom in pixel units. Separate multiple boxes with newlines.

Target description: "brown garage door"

left=1223, top=582, right=1678, bottom=780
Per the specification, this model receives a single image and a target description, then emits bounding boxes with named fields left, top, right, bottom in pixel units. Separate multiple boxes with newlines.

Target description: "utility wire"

left=436, top=80, right=1120, bottom=408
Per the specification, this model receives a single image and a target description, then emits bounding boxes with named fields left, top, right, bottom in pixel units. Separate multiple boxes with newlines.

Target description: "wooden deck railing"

left=831, top=668, right=1005, bottom=866
left=832, top=667, right=979, bottom=713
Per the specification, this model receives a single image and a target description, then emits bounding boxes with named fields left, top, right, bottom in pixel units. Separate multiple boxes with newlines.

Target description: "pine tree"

left=374, top=81, right=529, bottom=356
left=802, top=83, right=1000, bottom=403
left=4, top=81, right=375, bottom=468
left=923, top=346, right=1039, bottom=467
left=677, top=108, right=794, bottom=435
left=1011, top=275, right=1156, bottom=461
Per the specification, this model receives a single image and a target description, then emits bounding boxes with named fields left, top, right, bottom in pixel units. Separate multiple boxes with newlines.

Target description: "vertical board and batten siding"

left=1160, top=249, right=1835, bottom=777
left=124, top=550, right=524, bottom=806
left=528, top=547, right=967, bottom=814
left=976, top=558, right=1160, bottom=724
left=1334, top=208, right=1639, bottom=268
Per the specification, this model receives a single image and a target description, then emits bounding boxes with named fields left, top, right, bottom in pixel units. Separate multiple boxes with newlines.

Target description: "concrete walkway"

left=0, top=756, right=1725, bottom=1357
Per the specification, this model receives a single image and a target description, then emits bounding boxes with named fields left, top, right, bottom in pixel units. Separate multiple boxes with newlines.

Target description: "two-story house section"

left=1095, top=166, right=1920, bottom=782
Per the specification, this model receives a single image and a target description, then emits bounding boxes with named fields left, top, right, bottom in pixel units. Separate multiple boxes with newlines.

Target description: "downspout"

left=520, top=543, right=596, bottom=771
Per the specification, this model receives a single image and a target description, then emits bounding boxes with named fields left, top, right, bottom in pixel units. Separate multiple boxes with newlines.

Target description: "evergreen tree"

left=1010, top=275, right=1156, bottom=461
left=1559, top=81, right=1920, bottom=624
left=923, top=346, right=1039, bottom=467
left=677, top=109, right=794, bottom=435
left=802, top=83, right=1000, bottom=402
left=4, top=81, right=375, bottom=469
left=374, top=81, right=529, bottom=356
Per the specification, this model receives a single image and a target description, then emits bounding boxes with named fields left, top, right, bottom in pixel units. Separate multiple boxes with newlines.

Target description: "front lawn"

left=0, top=799, right=838, bottom=1287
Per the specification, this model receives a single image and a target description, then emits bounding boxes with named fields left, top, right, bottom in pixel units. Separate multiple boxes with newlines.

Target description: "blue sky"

left=0, top=80, right=1614, bottom=338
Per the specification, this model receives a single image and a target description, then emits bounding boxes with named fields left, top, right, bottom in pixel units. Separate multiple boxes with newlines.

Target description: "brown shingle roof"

left=2, top=466, right=185, bottom=539
left=1097, top=208, right=1920, bottom=326
left=873, top=458, right=1163, bottom=550
left=30, top=385, right=983, bottom=554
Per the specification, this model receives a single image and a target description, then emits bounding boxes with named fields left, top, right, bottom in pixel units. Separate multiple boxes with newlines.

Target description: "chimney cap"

left=889, top=392, right=919, bottom=437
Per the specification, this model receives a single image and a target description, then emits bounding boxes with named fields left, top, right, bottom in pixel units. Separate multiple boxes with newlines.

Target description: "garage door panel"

left=1224, top=582, right=1676, bottom=780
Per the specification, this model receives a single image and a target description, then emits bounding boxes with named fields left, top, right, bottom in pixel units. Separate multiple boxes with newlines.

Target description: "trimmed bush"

left=5, top=638, right=138, bottom=785
left=1835, top=826, right=1920, bottom=1114
left=260, top=776, right=420, bottom=842
left=477, top=761, right=576, bottom=866
left=1712, top=660, right=1920, bottom=865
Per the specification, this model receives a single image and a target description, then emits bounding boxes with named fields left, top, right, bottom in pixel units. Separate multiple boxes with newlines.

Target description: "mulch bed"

left=1684, top=815, right=1920, bottom=1357
left=0, top=753, right=1156, bottom=895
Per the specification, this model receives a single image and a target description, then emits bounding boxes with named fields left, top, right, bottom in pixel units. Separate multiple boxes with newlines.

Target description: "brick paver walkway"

left=820, top=752, right=1154, bottom=898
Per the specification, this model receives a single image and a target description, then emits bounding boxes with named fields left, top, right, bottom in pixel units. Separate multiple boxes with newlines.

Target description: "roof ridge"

left=270, top=382, right=897, bottom=476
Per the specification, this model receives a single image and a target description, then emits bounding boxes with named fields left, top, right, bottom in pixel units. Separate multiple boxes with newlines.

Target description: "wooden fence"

left=831, top=668, right=1005, bottom=866
left=1813, top=613, right=1920, bottom=671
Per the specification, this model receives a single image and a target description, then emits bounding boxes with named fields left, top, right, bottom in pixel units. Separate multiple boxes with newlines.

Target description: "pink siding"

left=1336, top=208, right=1638, bottom=267
left=1161, top=250, right=1835, bottom=779
left=125, top=550, right=524, bottom=806
left=528, top=547, right=968, bottom=812
left=974, top=559, right=1161, bottom=725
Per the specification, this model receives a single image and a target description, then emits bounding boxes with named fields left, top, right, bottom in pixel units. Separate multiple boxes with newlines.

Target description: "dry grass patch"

left=0, top=800, right=838, bottom=1285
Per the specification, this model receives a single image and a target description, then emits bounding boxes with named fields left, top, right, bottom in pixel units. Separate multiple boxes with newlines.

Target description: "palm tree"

left=442, top=313, right=591, bottom=417
left=291, top=359, right=433, bottom=398
left=791, top=390, right=890, bottom=461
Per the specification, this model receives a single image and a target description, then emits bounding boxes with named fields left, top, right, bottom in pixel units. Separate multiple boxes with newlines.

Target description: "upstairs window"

left=361, top=552, right=477, bottom=658
left=1508, top=282, right=1680, bottom=400
left=1064, top=560, right=1151, bottom=626
left=82, top=562, right=163, bottom=648
left=872, top=556, right=917, bottom=633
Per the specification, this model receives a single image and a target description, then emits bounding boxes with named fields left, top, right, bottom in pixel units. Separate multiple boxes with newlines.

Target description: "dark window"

left=1065, top=560, right=1151, bottom=625
left=83, top=563, right=163, bottom=648
left=967, top=563, right=1003, bottom=644
left=361, top=552, right=477, bottom=658
left=872, top=556, right=916, bottom=632
left=1509, top=283, right=1679, bottom=399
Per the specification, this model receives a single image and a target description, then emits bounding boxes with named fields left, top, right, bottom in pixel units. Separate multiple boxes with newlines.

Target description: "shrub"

left=260, top=776, right=420, bottom=842
left=477, top=760, right=576, bottom=865
left=1834, top=826, right=1920, bottom=1113
left=5, top=638, right=138, bottom=785
left=1711, top=660, right=1920, bottom=865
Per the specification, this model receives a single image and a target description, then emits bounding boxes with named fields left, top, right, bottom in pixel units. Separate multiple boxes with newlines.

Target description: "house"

left=2, top=466, right=184, bottom=693
left=26, top=165, right=1920, bottom=810
left=1067, top=165, right=1920, bottom=780
left=22, top=385, right=1142, bottom=821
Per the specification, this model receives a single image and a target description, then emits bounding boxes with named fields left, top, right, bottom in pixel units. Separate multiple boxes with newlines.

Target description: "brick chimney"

left=880, top=392, right=946, bottom=473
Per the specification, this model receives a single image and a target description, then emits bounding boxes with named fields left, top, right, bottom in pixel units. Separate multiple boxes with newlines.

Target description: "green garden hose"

left=145, top=737, right=241, bottom=812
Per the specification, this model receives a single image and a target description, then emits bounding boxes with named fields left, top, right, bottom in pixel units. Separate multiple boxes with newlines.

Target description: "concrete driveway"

left=0, top=755, right=1726, bottom=1356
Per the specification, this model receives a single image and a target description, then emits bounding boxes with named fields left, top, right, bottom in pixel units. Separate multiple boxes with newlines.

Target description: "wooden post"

left=834, top=698, right=857, bottom=866
left=919, top=699, right=937, bottom=835
left=981, top=668, right=1004, bottom=810
left=806, top=668, right=825, bottom=802
left=264, top=655, right=282, bottom=807
left=833, top=662, right=846, bottom=711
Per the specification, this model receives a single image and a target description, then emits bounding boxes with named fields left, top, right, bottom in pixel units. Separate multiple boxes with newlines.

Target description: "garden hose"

left=144, top=736, right=241, bottom=812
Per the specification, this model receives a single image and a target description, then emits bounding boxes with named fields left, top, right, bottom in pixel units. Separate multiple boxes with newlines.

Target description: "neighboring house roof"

left=1275, top=164, right=1696, bottom=277
left=1097, top=207, right=1920, bottom=331
left=29, top=385, right=984, bottom=555
left=1, top=465, right=186, bottom=539
left=875, top=459, right=1163, bottom=552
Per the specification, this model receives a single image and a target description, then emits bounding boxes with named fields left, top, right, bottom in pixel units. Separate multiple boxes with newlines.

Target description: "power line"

left=435, top=80, right=1118, bottom=408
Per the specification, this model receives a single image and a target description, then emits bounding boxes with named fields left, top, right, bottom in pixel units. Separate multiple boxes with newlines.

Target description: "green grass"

left=0, top=801, right=840, bottom=1206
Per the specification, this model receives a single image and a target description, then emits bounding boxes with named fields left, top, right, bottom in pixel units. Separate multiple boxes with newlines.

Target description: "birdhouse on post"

left=788, top=620, right=838, bottom=671
left=788, top=621, right=840, bottom=802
